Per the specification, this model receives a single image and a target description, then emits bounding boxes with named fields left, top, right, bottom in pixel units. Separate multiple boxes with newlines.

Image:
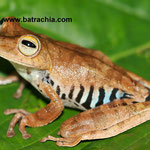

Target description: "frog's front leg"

left=0, top=72, right=25, bottom=99
left=4, top=82, right=64, bottom=139
left=41, top=99, right=150, bottom=147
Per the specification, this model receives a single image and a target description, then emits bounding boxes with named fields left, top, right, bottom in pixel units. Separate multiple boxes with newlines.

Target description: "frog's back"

left=42, top=46, right=146, bottom=110
left=12, top=39, right=148, bottom=111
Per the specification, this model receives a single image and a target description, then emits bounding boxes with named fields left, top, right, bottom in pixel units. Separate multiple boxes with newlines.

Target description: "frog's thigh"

left=67, top=101, right=150, bottom=141
left=81, top=106, right=150, bottom=141
left=42, top=101, right=150, bottom=147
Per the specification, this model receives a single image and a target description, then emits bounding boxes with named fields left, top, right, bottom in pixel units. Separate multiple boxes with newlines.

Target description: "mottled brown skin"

left=1, top=17, right=150, bottom=147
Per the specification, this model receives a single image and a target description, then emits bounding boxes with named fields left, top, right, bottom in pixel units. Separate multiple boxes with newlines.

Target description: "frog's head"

left=0, top=17, right=52, bottom=70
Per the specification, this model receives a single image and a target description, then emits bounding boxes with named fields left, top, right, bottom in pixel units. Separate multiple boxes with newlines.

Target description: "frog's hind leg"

left=80, top=102, right=150, bottom=141
left=42, top=104, right=150, bottom=148
left=40, top=100, right=150, bottom=147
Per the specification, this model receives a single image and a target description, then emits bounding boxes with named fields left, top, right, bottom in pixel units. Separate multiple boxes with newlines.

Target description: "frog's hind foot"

left=4, top=109, right=31, bottom=138
left=40, top=135, right=82, bottom=147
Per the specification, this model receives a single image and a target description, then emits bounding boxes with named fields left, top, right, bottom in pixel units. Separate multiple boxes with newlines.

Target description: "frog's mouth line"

left=0, top=54, right=37, bottom=69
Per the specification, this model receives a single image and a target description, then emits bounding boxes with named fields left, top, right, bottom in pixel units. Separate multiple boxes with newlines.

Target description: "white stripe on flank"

left=116, top=90, right=124, bottom=99
left=80, top=88, right=90, bottom=104
left=90, top=89, right=99, bottom=108
left=103, top=88, right=113, bottom=104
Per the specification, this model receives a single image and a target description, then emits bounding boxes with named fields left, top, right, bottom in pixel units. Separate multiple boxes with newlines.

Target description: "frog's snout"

left=0, top=16, right=27, bottom=37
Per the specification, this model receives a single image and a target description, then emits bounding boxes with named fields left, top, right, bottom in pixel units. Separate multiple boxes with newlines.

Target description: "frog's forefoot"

left=13, top=80, right=26, bottom=99
left=0, top=73, right=25, bottom=99
left=4, top=109, right=31, bottom=139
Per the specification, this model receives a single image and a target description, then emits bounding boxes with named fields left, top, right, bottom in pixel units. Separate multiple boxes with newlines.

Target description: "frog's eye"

left=0, top=18, right=4, bottom=31
left=18, top=35, right=41, bottom=57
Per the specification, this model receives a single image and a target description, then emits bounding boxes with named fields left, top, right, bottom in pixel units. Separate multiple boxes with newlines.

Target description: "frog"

left=1, top=17, right=150, bottom=147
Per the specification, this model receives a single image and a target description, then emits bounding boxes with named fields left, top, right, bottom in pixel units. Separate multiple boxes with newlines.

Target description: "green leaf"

left=1, top=0, right=150, bottom=149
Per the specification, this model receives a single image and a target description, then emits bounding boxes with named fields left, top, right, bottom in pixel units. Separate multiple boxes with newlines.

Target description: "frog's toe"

left=40, top=135, right=56, bottom=142
left=40, top=135, right=81, bottom=147
left=13, top=80, right=26, bottom=99
left=22, top=132, right=31, bottom=139
left=57, top=130, right=60, bottom=135
left=13, top=92, right=22, bottom=99
left=4, top=109, right=31, bottom=115
left=56, top=137, right=82, bottom=147
left=4, top=109, right=31, bottom=139
left=7, top=128, right=15, bottom=137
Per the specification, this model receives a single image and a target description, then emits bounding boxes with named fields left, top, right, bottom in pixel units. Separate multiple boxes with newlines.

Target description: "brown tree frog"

left=0, top=17, right=150, bottom=147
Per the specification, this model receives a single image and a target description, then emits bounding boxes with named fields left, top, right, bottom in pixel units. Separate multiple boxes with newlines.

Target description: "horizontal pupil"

left=22, top=40, right=36, bottom=48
